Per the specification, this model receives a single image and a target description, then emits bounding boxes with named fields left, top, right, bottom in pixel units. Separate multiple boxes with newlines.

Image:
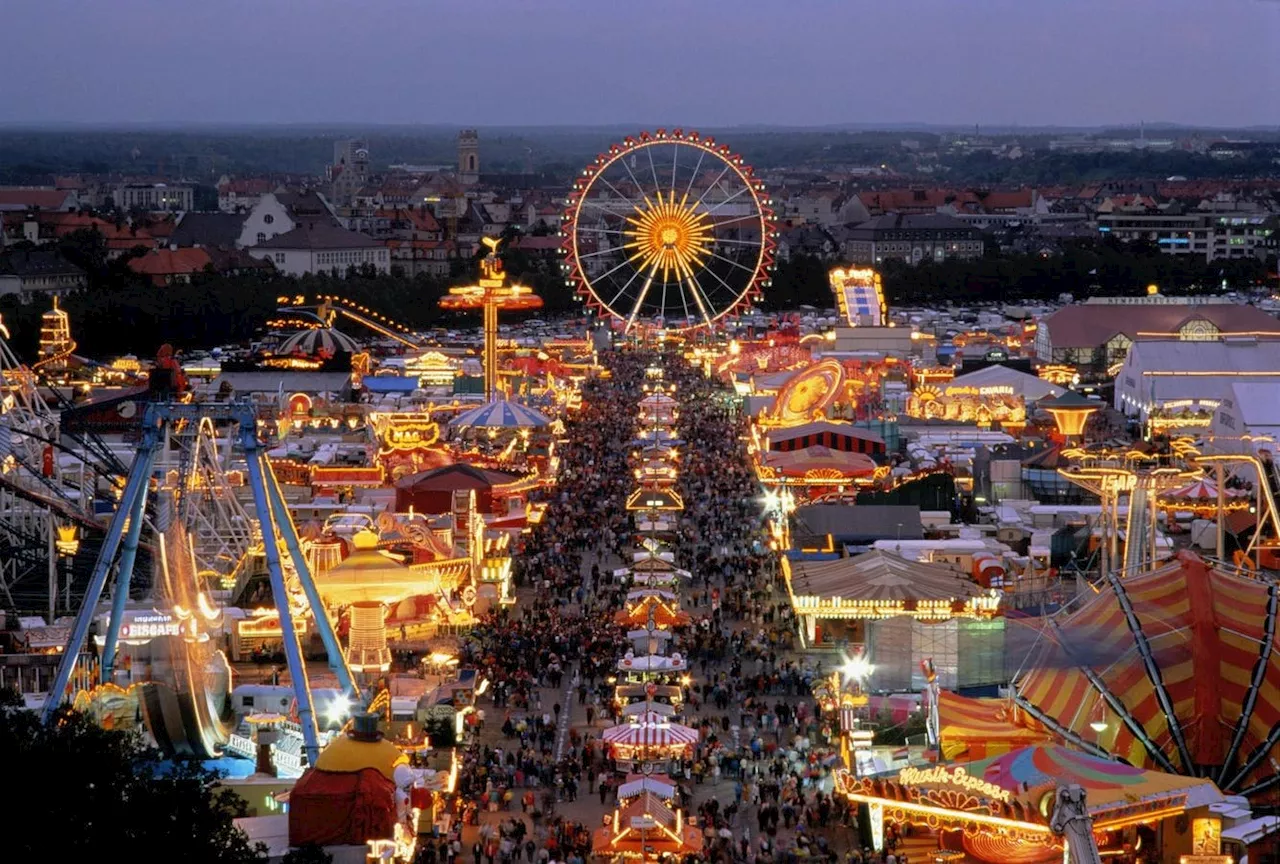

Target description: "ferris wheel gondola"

left=561, top=129, right=776, bottom=333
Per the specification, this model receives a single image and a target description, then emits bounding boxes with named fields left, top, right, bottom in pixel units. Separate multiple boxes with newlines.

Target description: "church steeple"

left=457, top=129, right=479, bottom=185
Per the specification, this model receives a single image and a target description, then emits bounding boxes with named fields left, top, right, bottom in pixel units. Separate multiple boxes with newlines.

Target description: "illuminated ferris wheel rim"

left=561, top=128, right=776, bottom=332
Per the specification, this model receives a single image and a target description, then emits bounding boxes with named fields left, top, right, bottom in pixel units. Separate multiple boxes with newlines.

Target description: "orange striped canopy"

left=937, top=691, right=1051, bottom=761
left=1013, top=551, right=1280, bottom=799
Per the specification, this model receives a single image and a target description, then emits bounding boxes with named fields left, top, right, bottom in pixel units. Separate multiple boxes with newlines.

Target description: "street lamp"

left=840, top=652, right=874, bottom=688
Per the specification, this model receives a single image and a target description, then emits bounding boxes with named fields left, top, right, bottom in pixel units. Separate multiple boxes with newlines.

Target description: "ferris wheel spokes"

left=562, top=130, right=774, bottom=331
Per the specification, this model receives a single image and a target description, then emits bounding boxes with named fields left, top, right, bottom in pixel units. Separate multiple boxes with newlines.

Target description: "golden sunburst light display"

left=624, top=190, right=713, bottom=281
left=562, top=129, right=776, bottom=333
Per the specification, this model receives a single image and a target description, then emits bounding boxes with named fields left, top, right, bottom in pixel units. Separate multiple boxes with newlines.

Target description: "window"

left=275, top=253, right=285, bottom=264
left=263, top=214, right=274, bottom=225
left=257, top=232, right=266, bottom=243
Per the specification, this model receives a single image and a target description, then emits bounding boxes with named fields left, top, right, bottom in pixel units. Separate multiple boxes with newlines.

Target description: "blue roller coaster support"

left=262, top=456, right=358, bottom=701
left=43, top=400, right=347, bottom=766
left=243, top=438, right=321, bottom=764
left=41, top=417, right=162, bottom=724
left=100, top=446, right=157, bottom=683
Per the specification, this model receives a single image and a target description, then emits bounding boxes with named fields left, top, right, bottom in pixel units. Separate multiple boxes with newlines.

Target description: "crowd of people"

left=424, top=349, right=867, bottom=864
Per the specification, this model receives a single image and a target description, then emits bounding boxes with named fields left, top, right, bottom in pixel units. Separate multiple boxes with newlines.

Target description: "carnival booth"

left=637, top=393, right=679, bottom=426
left=614, top=591, right=691, bottom=629
left=591, top=791, right=703, bottom=862
left=616, top=649, right=686, bottom=683
left=288, top=713, right=421, bottom=862
left=835, top=744, right=1224, bottom=864
left=603, top=713, right=699, bottom=774
left=782, top=549, right=1003, bottom=690
left=627, top=626, right=674, bottom=655
left=614, top=683, right=684, bottom=710
left=1156, top=476, right=1249, bottom=521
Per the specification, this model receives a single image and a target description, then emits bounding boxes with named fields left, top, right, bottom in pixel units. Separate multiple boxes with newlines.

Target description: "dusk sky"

left=2, top=0, right=1277, bottom=128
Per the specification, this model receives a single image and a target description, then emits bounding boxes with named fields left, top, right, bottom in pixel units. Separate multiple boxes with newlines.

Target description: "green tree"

left=0, top=689, right=265, bottom=862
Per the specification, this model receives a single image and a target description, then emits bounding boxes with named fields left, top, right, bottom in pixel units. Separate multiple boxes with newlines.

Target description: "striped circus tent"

left=279, top=326, right=360, bottom=355
left=759, top=445, right=877, bottom=479
left=1158, top=477, right=1245, bottom=503
left=1012, top=551, right=1280, bottom=800
left=603, top=718, right=699, bottom=749
left=450, top=399, right=551, bottom=429
left=936, top=690, right=1051, bottom=761
left=637, top=394, right=678, bottom=409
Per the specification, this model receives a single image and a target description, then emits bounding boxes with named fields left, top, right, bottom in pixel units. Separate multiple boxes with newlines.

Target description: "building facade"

left=843, top=213, right=984, bottom=266
left=250, top=224, right=389, bottom=277
left=1097, top=207, right=1275, bottom=262
left=1036, top=296, right=1280, bottom=368
left=113, top=183, right=194, bottom=212
left=0, top=249, right=86, bottom=300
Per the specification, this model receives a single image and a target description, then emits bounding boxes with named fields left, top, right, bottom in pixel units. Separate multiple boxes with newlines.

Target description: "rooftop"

left=1043, top=302, right=1280, bottom=349
left=253, top=222, right=380, bottom=250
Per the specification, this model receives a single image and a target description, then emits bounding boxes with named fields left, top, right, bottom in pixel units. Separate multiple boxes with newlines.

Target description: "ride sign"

left=119, top=613, right=180, bottom=641
left=898, top=765, right=1012, bottom=802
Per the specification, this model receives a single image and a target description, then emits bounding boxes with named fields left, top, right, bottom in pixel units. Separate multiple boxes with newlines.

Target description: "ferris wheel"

left=561, top=130, right=775, bottom=333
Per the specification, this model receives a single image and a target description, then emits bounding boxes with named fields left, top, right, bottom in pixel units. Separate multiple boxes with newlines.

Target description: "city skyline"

left=0, top=0, right=1277, bottom=128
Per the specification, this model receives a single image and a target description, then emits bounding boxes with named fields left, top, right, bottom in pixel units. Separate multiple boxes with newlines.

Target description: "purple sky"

left=2, top=0, right=1277, bottom=127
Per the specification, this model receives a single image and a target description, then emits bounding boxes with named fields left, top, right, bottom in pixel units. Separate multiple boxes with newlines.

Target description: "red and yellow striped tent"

left=1013, top=551, right=1280, bottom=800
left=937, top=690, right=1051, bottom=761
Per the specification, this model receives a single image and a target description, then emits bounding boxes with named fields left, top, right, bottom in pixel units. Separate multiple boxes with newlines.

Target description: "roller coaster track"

left=276, top=294, right=425, bottom=350
left=32, top=339, right=77, bottom=372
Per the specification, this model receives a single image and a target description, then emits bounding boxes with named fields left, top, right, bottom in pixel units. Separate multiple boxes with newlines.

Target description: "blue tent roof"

left=362, top=376, right=418, bottom=393
left=451, top=399, right=551, bottom=429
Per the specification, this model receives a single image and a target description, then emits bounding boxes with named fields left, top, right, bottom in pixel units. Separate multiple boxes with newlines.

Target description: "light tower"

left=36, top=297, right=75, bottom=372
left=1041, top=389, right=1100, bottom=444
left=440, top=237, right=542, bottom=402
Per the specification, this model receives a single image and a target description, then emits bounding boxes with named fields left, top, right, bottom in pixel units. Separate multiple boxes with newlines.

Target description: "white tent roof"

left=946, top=364, right=1064, bottom=402
left=617, top=777, right=677, bottom=800
left=619, top=652, right=686, bottom=672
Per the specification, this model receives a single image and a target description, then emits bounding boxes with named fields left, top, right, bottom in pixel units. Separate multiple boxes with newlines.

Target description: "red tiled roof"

left=375, top=207, right=441, bottom=233
left=0, top=188, right=74, bottom=209
left=127, top=247, right=213, bottom=277
left=218, top=178, right=273, bottom=196
left=981, top=190, right=1034, bottom=211
left=145, top=218, right=176, bottom=239
left=511, top=235, right=561, bottom=251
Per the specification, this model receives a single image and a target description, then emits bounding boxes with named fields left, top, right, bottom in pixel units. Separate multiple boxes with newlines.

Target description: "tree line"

left=1, top=228, right=1273, bottom=361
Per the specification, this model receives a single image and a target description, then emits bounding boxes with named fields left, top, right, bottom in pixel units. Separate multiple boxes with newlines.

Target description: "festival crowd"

left=417, top=349, right=875, bottom=864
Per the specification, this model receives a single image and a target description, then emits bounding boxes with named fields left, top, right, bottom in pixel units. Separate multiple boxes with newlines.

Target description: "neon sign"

left=119, top=614, right=180, bottom=641
left=898, top=765, right=1011, bottom=802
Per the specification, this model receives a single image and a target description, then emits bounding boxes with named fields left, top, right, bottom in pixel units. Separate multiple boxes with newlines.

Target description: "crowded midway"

left=427, top=349, right=860, bottom=864
left=12, top=128, right=1280, bottom=864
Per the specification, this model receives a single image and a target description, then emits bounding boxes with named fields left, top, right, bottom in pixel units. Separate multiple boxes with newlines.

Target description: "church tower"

left=457, top=129, right=479, bottom=185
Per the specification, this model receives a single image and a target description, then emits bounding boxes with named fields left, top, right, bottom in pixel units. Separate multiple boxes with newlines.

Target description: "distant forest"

left=0, top=126, right=1277, bottom=185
